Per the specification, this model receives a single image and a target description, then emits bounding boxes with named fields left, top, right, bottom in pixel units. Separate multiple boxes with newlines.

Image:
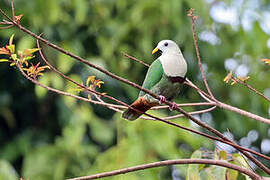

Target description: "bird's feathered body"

left=122, top=40, right=187, bottom=120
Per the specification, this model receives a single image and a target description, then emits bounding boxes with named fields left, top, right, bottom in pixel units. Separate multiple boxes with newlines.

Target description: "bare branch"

left=186, top=79, right=270, bottom=124
left=151, top=102, right=215, bottom=110
left=232, top=77, right=270, bottom=102
left=142, top=106, right=216, bottom=120
left=0, top=24, right=13, bottom=29
left=11, top=0, right=15, bottom=20
left=68, top=159, right=261, bottom=180
left=121, top=51, right=150, bottom=67
left=188, top=8, right=215, bottom=99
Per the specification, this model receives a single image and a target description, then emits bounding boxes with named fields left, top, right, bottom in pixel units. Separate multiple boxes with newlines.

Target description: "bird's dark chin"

left=156, top=49, right=162, bottom=57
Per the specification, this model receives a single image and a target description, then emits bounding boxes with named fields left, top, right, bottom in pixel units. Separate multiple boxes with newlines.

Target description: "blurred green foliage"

left=0, top=0, right=270, bottom=179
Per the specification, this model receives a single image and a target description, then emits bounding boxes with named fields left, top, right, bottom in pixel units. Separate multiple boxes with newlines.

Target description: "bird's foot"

left=169, top=102, right=178, bottom=111
left=159, top=95, right=166, bottom=104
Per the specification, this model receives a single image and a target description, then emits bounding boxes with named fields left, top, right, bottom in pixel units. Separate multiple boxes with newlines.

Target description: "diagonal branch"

left=67, top=159, right=261, bottom=180
left=121, top=51, right=150, bottom=67
left=16, top=57, right=270, bottom=163
left=232, top=77, right=270, bottom=102
left=185, top=79, right=270, bottom=125
left=142, top=106, right=216, bottom=120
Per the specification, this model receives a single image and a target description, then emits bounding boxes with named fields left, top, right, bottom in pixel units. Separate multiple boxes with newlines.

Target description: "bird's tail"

left=122, top=97, right=153, bottom=121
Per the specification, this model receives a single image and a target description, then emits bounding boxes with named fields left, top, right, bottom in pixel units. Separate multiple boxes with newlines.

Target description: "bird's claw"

left=169, top=102, right=178, bottom=111
left=159, top=95, right=166, bottom=104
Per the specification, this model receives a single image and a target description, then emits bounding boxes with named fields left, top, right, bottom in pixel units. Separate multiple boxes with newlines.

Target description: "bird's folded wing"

left=139, top=59, right=163, bottom=97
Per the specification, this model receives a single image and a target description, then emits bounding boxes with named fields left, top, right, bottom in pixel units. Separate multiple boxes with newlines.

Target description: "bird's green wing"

left=139, top=59, right=164, bottom=97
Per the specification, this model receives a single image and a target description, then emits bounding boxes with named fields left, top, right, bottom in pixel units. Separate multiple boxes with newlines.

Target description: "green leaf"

left=232, top=153, right=252, bottom=180
left=210, top=166, right=226, bottom=180
left=0, top=59, right=10, bottom=62
left=219, top=150, right=227, bottom=160
left=9, top=34, right=15, bottom=46
left=187, top=150, right=203, bottom=180
left=6, top=45, right=15, bottom=54
left=23, top=55, right=34, bottom=61
left=86, top=76, right=95, bottom=87
left=226, top=169, right=238, bottom=180
left=11, top=54, right=18, bottom=61
left=232, top=154, right=251, bottom=169
left=22, top=48, right=40, bottom=56
left=200, top=164, right=227, bottom=180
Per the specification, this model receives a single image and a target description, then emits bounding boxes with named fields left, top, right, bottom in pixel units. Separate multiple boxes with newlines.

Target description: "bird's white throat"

left=159, top=52, right=187, bottom=77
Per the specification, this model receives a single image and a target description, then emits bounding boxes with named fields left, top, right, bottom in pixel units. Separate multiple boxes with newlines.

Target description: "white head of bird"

left=152, top=40, right=187, bottom=78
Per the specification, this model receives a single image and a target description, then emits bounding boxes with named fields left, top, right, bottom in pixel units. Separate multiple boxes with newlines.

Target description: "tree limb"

left=67, top=159, right=261, bottom=180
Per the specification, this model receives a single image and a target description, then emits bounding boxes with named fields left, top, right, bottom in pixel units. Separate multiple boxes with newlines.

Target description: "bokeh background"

left=0, top=0, right=270, bottom=179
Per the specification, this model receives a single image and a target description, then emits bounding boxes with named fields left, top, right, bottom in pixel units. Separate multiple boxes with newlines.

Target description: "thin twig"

left=232, top=77, right=270, bottom=102
left=0, top=24, right=13, bottom=29
left=142, top=106, right=216, bottom=120
left=187, top=8, right=215, bottom=99
left=121, top=51, right=150, bottom=67
left=185, top=78, right=270, bottom=124
left=68, top=159, right=261, bottom=180
left=11, top=0, right=15, bottom=20
left=151, top=102, right=215, bottom=110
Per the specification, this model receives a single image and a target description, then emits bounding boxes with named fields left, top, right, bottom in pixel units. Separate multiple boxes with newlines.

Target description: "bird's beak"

left=152, top=48, right=159, bottom=54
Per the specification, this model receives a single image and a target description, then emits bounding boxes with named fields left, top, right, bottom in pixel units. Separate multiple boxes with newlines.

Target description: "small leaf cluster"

left=0, top=34, right=49, bottom=80
left=70, top=75, right=105, bottom=99
left=262, top=58, right=270, bottom=66
left=224, top=71, right=250, bottom=86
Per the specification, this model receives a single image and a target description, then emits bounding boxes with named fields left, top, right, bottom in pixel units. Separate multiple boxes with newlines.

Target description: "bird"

left=122, top=40, right=187, bottom=121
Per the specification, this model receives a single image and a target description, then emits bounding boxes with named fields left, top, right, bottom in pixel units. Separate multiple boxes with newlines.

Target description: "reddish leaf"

left=0, top=47, right=9, bottom=55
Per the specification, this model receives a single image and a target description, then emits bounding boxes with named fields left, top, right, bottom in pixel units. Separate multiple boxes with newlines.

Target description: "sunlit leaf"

left=223, top=71, right=232, bottom=83
left=14, top=14, right=23, bottom=24
left=231, top=79, right=236, bottom=85
left=96, top=80, right=104, bottom=88
left=24, top=63, right=50, bottom=78
left=0, top=47, right=10, bottom=55
left=232, top=154, right=252, bottom=180
left=6, top=45, right=15, bottom=54
left=238, top=76, right=250, bottom=82
left=22, top=48, right=40, bottom=56
left=9, top=34, right=15, bottom=46
left=232, top=154, right=251, bottom=170
left=219, top=150, right=227, bottom=160
left=226, top=169, right=238, bottom=180
left=11, top=54, right=18, bottom=61
left=262, top=58, right=270, bottom=65
left=0, top=59, right=10, bottom=63
left=187, top=150, right=202, bottom=180
left=68, top=88, right=83, bottom=93
left=87, top=76, right=96, bottom=87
